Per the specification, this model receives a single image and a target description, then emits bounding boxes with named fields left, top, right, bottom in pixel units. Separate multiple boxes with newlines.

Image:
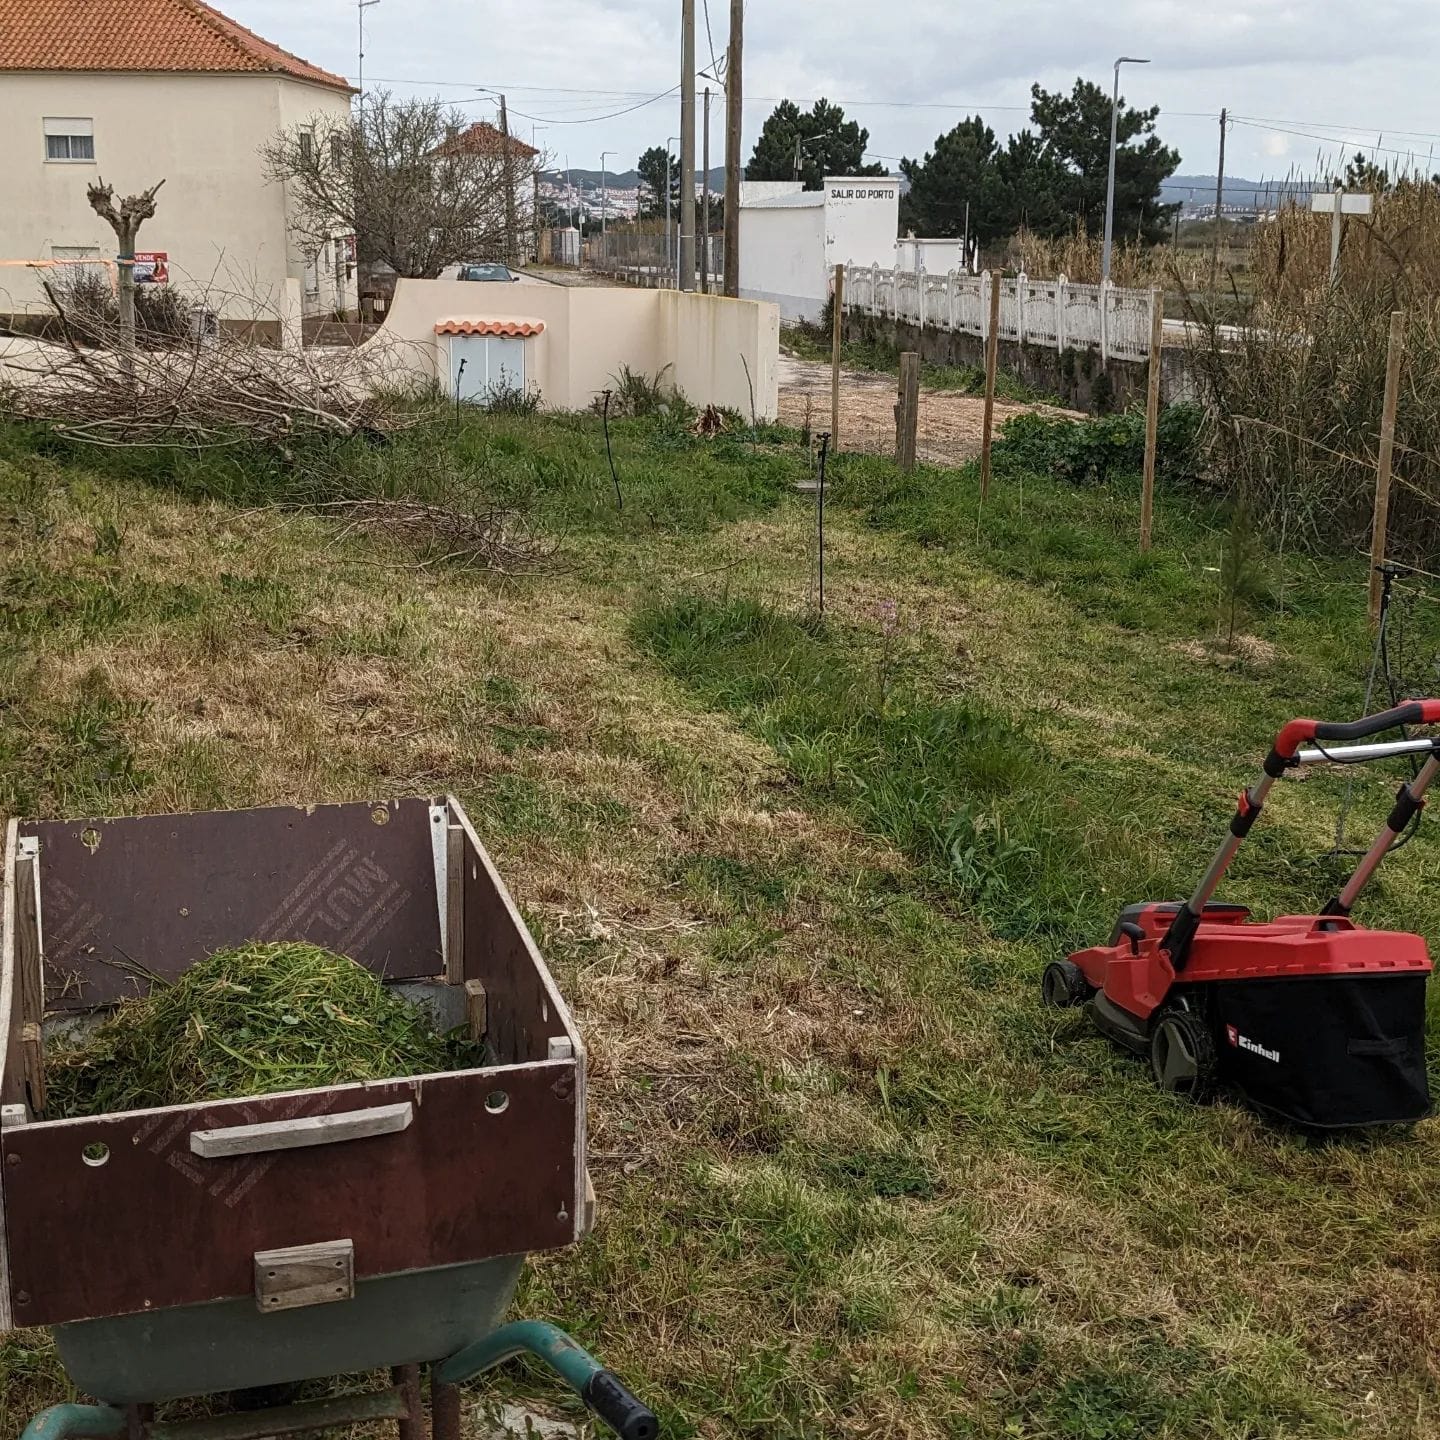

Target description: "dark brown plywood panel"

left=3, top=1063, right=578, bottom=1325
left=21, top=801, right=444, bottom=1010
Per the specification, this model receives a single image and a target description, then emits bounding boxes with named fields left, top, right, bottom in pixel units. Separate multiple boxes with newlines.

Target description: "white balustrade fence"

left=843, top=265, right=1157, bottom=363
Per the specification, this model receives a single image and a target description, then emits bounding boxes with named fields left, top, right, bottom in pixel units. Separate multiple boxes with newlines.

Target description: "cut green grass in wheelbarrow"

left=45, top=941, right=484, bottom=1118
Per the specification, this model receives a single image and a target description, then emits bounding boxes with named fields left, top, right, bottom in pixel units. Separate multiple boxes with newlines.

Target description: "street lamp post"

left=792, top=129, right=837, bottom=184
left=599, top=149, right=614, bottom=272
left=1101, top=56, right=1150, bottom=284
left=357, top=0, right=380, bottom=114
left=600, top=150, right=614, bottom=241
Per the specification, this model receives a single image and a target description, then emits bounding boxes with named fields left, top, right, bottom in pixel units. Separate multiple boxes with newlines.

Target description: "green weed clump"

left=47, top=942, right=475, bottom=1118
left=995, top=404, right=1204, bottom=488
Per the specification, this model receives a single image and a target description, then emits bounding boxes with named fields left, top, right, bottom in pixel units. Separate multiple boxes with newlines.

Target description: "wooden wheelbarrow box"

left=0, top=798, right=588, bottom=1404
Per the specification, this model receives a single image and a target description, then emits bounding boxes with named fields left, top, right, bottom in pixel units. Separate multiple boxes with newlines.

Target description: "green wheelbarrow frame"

left=21, top=1320, right=657, bottom=1440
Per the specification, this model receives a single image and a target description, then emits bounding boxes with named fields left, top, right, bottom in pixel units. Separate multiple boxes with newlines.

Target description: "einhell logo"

left=1226, top=1024, right=1280, bottom=1063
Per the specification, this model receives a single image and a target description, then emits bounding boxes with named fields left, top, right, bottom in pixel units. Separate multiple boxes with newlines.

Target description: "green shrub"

left=995, top=404, right=1203, bottom=488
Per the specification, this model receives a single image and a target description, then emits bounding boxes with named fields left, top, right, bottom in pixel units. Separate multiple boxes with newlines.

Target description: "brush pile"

left=47, top=942, right=474, bottom=1119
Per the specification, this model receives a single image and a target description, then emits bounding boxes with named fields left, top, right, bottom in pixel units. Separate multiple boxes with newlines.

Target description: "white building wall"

left=896, top=237, right=965, bottom=273
left=0, top=72, right=353, bottom=322
left=738, top=202, right=828, bottom=323
left=823, top=177, right=901, bottom=272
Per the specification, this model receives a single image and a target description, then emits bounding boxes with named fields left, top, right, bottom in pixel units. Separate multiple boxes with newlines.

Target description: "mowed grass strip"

left=3, top=411, right=1440, bottom=1437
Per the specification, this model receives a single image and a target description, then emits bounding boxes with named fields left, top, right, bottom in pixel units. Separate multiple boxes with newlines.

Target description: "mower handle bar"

left=1296, top=736, right=1439, bottom=765
left=1268, top=700, right=1440, bottom=774
left=1163, top=700, right=1440, bottom=969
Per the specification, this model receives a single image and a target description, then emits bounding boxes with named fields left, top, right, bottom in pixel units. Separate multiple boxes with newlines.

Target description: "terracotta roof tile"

left=0, top=0, right=353, bottom=91
left=435, top=319, right=546, bottom=337
left=433, top=123, right=540, bottom=160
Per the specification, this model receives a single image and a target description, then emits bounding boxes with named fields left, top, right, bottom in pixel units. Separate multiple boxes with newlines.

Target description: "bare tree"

left=87, top=176, right=165, bottom=381
left=261, top=91, right=521, bottom=278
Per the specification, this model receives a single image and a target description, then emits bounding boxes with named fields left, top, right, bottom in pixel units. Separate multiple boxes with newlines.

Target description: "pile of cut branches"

left=308, top=496, right=557, bottom=573
left=2, top=279, right=411, bottom=449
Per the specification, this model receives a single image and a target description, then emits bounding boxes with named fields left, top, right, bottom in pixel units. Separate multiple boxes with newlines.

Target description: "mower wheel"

left=1149, top=1007, right=1217, bottom=1101
left=1041, top=959, right=1091, bottom=1009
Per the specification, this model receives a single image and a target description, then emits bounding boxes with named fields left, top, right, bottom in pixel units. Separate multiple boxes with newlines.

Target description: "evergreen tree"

left=1028, top=78, right=1180, bottom=243
left=899, top=118, right=1007, bottom=241
left=747, top=99, right=885, bottom=190
left=636, top=145, right=679, bottom=218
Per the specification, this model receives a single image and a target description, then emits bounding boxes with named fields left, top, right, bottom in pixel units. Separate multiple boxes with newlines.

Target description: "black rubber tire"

left=1149, top=1006, right=1217, bottom=1101
left=1041, top=959, right=1091, bottom=1009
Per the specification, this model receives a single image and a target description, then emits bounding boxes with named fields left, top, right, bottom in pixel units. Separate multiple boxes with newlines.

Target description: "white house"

left=0, top=0, right=357, bottom=325
left=738, top=176, right=900, bottom=323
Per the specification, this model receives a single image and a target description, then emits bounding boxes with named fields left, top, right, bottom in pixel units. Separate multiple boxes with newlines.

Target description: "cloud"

left=227, top=0, right=1440, bottom=182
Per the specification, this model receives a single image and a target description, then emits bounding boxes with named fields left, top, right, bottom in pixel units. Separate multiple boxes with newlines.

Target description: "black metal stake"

left=602, top=389, right=623, bottom=510
left=816, top=431, right=830, bottom=619
left=454, top=357, right=467, bottom=431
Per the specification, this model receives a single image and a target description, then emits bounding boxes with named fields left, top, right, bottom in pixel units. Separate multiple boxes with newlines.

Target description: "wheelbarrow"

left=0, top=799, right=658, bottom=1440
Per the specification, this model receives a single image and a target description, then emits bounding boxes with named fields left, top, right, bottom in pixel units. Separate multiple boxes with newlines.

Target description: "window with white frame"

left=299, top=128, right=314, bottom=163
left=44, top=117, right=94, bottom=162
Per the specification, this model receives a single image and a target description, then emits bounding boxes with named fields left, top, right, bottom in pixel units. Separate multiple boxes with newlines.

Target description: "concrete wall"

left=0, top=72, right=353, bottom=321
left=739, top=202, right=827, bottom=322
left=370, top=278, right=779, bottom=417
left=659, top=290, right=780, bottom=419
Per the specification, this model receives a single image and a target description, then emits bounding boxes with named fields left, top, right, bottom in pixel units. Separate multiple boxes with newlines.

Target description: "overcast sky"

left=233, top=1, right=1440, bottom=185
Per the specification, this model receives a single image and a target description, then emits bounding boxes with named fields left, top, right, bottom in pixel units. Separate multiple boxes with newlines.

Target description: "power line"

left=701, top=0, right=722, bottom=80
left=355, top=74, right=1440, bottom=146
left=483, top=85, right=683, bottom=126
left=1230, top=113, right=1440, bottom=143
left=1229, top=118, right=1432, bottom=163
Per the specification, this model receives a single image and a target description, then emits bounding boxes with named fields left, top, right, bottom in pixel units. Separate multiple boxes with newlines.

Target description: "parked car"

left=456, top=262, right=521, bottom=282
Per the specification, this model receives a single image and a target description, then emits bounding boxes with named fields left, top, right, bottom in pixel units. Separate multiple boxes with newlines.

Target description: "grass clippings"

left=47, top=942, right=472, bottom=1118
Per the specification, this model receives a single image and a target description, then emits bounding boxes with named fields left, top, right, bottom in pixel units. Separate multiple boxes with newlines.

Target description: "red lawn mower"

left=1045, top=702, right=1439, bottom=1127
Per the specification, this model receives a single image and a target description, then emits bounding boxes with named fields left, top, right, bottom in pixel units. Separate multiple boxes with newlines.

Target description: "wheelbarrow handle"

left=20, top=1406, right=125, bottom=1440
left=436, top=1320, right=658, bottom=1440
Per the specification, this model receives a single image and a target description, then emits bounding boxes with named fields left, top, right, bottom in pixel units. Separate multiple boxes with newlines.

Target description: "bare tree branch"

left=261, top=91, right=532, bottom=278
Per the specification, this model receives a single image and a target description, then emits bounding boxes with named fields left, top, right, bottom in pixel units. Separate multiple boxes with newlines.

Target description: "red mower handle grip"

left=1267, top=700, right=1440, bottom=774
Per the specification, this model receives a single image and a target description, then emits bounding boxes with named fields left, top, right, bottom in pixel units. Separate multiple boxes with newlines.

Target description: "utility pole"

left=679, top=0, right=696, bottom=292
left=723, top=0, right=743, bottom=297
left=498, top=94, right=518, bottom=266
left=1209, top=108, right=1226, bottom=301
left=701, top=86, right=711, bottom=292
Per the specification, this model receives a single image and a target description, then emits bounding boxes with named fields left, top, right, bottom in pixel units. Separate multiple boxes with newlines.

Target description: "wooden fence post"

left=1140, top=288, right=1165, bottom=553
left=831, top=263, right=844, bottom=453
left=979, top=271, right=1002, bottom=500
left=1368, top=309, right=1407, bottom=628
left=895, top=352, right=920, bottom=473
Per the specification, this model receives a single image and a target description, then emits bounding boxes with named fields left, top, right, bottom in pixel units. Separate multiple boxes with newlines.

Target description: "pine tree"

left=746, top=99, right=885, bottom=190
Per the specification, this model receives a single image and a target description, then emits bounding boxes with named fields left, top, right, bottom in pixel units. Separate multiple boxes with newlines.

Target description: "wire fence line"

left=589, top=232, right=723, bottom=289
left=845, top=265, right=1157, bottom=363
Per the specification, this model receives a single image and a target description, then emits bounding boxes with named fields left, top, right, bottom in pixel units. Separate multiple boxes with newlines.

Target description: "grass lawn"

left=1, top=404, right=1437, bottom=1440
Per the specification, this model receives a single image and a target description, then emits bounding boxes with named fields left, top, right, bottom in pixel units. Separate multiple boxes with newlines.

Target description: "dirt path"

left=778, top=352, right=1078, bottom=467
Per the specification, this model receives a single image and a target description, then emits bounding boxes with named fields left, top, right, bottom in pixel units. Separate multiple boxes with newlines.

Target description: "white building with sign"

left=738, top=176, right=900, bottom=323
